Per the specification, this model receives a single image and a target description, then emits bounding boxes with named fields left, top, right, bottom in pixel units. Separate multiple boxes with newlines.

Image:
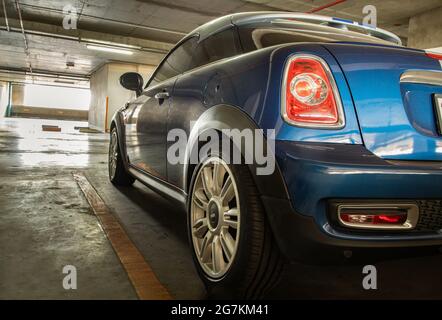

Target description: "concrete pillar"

left=11, top=84, right=25, bottom=106
left=88, top=63, right=155, bottom=132
left=408, top=6, right=442, bottom=50
left=0, top=81, right=11, bottom=117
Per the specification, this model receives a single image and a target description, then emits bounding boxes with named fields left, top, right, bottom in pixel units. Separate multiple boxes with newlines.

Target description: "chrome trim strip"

left=337, top=203, right=419, bottom=230
left=128, top=167, right=187, bottom=203
left=400, top=70, right=442, bottom=87
left=280, top=54, right=346, bottom=129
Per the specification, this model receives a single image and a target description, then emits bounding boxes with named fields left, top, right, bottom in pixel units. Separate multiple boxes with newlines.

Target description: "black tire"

left=108, top=128, right=135, bottom=186
left=187, top=152, right=285, bottom=299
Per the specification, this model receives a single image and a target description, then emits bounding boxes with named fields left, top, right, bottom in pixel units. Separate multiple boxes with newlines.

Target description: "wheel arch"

left=184, top=104, right=289, bottom=202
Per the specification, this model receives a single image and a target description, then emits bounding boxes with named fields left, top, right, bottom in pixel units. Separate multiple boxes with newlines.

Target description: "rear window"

left=190, top=28, right=242, bottom=69
left=149, top=37, right=198, bottom=86
left=239, top=22, right=396, bottom=52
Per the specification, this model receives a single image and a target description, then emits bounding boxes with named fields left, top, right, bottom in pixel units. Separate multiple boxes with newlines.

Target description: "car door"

left=124, top=80, right=174, bottom=180
left=124, top=37, right=198, bottom=181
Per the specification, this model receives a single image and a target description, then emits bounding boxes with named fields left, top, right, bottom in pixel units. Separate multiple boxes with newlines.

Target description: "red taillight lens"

left=340, top=213, right=408, bottom=226
left=336, top=204, right=419, bottom=230
left=283, top=56, right=343, bottom=127
left=374, top=214, right=407, bottom=224
left=426, top=52, right=442, bottom=60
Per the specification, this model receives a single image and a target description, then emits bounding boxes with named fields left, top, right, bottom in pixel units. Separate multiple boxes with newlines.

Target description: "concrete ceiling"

left=0, top=0, right=441, bottom=87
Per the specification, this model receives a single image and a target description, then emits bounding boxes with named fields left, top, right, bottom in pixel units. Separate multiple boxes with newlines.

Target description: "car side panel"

left=167, top=48, right=273, bottom=189
left=120, top=77, right=176, bottom=182
left=168, top=43, right=362, bottom=191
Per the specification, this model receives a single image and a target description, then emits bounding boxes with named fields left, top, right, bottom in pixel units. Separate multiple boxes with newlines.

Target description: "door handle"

left=154, top=91, right=170, bottom=100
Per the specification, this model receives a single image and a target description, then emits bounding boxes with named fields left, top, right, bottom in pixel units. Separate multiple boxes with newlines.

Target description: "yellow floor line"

left=73, top=172, right=173, bottom=300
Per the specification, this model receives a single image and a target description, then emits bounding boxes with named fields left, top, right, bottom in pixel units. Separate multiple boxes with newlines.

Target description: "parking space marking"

left=73, top=172, right=172, bottom=300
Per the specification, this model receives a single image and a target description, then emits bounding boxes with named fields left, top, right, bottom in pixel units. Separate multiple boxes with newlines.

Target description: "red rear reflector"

left=374, top=214, right=407, bottom=224
left=340, top=213, right=408, bottom=226
left=282, top=55, right=344, bottom=127
left=336, top=204, right=419, bottom=230
left=426, top=52, right=442, bottom=60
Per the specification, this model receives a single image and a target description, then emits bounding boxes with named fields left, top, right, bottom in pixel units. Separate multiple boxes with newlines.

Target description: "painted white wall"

left=88, top=62, right=155, bottom=132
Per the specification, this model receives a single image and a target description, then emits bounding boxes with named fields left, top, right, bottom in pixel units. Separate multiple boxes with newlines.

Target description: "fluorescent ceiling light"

left=83, top=38, right=141, bottom=50
left=86, top=44, right=134, bottom=55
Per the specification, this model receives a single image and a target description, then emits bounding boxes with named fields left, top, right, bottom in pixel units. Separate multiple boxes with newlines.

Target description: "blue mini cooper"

left=109, top=12, right=442, bottom=298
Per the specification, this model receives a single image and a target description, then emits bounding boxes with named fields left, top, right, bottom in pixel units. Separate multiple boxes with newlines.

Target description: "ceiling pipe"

left=14, top=0, right=29, bottom=52
left=0, top=68, right=90, bottom=89
left=18, top=3, right=187, bottom=37
left=0, top=67, right=90, bottom=80
left=307, top=0, right=347, bottom=14
left=77, top=0, right=87, bottom=23
left=140, top=0, right=218, bottom=17
left=0, top=26, right=169, bottom=54
left=14, top=0, right=33, bottom=75
left=2, top=0, right=9, bottom=31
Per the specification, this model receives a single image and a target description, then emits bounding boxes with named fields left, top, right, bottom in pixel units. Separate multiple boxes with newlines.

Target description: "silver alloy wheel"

left=109, top=131, right=118, bottom=179
left=190, top=157, right=241, bottom=279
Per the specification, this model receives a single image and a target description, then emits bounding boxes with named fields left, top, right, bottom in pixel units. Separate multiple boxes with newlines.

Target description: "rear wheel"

left=188, top=154, right=284, bottom=299
left=109, top=128, right=135, bottom=186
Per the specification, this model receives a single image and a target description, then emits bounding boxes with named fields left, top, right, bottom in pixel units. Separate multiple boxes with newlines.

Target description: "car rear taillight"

left=281, top=55, right=344, bottom=128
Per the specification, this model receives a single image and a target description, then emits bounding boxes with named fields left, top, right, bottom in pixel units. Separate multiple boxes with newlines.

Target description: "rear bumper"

left=268, top=141, right=442, bottom=263
left=262, top=196, right=442, bottom=263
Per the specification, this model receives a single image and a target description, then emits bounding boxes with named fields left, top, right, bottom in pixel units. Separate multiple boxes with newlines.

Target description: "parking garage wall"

left=6, top=84, right=89, bottom=121
left=88, top=63, right=155, bottom=132
left=408, top=5, right=442, bottom=49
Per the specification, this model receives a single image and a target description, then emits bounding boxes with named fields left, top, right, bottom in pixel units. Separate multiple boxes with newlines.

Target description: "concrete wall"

left=89, top=64, right=109, bottom=131
left=11, top=84, right=24, bottom=106
left=88, top=62, right=155, bottom=132
left=0, top=81, right=88, bottom=121
left=6, top=84, right=88, bottom=121
left=10, top=105, right=88, bottom=121
left=408, top=6, right=442, bottom=49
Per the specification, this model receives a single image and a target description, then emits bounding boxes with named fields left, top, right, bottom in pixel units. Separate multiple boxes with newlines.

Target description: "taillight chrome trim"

left=400, top=70, right=442, bottom=87
left=337, top=203, right=419, bottom=230
left=281, top=54, right=346, bottom=129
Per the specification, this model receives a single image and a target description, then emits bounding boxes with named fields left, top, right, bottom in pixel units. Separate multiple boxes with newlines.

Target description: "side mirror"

left=119, top=72, right=143, bottom=97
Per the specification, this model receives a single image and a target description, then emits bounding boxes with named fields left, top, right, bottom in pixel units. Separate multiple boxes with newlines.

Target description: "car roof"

left=186, top=11, right=402, bottom=46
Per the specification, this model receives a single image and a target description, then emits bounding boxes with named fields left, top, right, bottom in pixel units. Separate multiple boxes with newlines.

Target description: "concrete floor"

left=0, top=117, right=205, bottom=299
left=0, top=117, right=441, bottom=299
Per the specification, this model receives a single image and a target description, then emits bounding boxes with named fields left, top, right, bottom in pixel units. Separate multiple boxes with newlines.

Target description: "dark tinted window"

left=239, top=22, right=394, bottom=52
left=149, top=37, right=198, bottom=87
left=190, top=28, right=241, bottom=69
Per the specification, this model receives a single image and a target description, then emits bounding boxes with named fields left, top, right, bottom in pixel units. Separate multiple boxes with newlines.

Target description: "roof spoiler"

left=231, top=12, right=402, bottom=46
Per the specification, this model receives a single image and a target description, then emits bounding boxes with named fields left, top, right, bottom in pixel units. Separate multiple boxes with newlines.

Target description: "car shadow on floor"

left=267, top=253, right=442, bottom=299
left=112, top=182, right=442, bottom=300
left=115, top=182, right=189, bottom=243
left=110, top=182, right=209, bottom=299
